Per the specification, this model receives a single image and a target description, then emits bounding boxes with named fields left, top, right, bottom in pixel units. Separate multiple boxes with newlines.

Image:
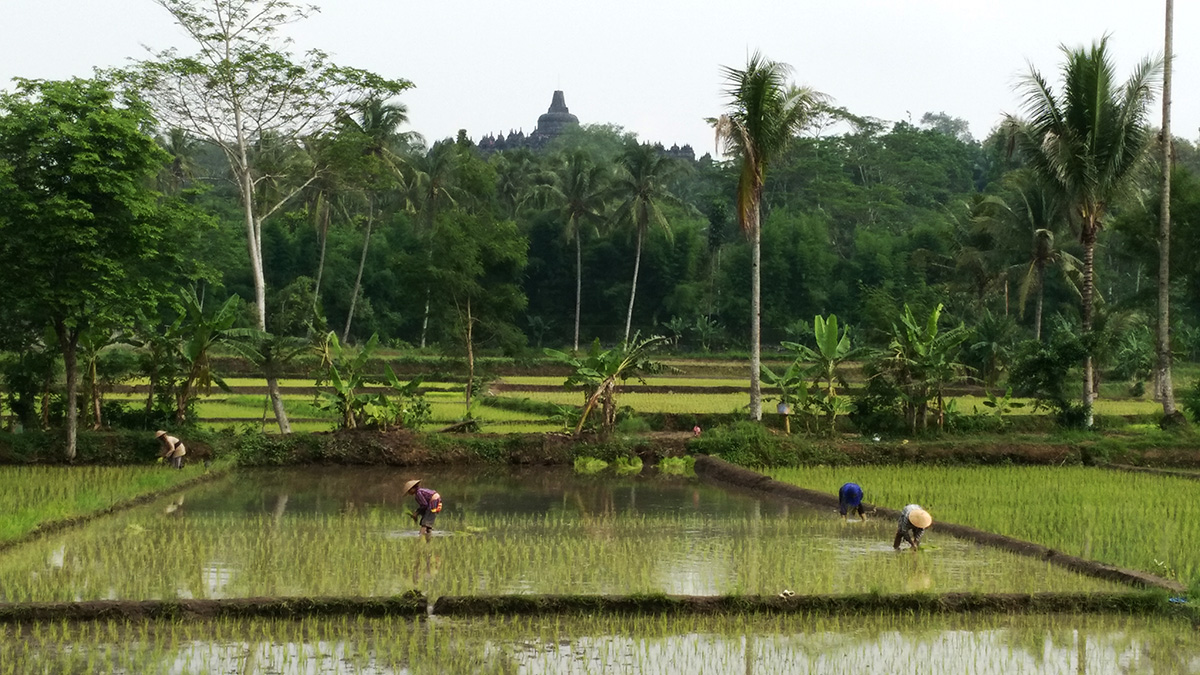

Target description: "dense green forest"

left=38, top=102, right=1200, bottom=356
left=2, top=0, right=1199, bottom=453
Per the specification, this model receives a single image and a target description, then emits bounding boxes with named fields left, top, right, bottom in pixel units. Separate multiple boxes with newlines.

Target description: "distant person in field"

left=403, top=479, right=443, bottom=540
left=155, top=430, right=186, bottom=469
left=894, top=504, right=932, bottom=550
left=838, top=482, right=866, bottom=521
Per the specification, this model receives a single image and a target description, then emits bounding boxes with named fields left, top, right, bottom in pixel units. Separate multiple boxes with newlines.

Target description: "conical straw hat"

left=402, top=479, right=421, bottom=494
left=908, top=508, right=932, bottom=529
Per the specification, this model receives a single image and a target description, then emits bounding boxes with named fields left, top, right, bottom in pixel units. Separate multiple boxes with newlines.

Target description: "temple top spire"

left=548, top=90, right=570, bottom=114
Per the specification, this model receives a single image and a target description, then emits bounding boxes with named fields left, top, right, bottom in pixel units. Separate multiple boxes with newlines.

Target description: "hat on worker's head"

left=155, top=430, right=167, bottom=438
left=908, top=508, right=932, bottom=529
left=402, top=479, right=421, bottom=494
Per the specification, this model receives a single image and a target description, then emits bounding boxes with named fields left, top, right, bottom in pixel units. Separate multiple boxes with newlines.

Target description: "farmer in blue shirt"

left=838, top=482, right=866, bottom=521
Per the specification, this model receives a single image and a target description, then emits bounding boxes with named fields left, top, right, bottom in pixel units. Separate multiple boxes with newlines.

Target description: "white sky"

left=2, top=1, right=1195, bottom=152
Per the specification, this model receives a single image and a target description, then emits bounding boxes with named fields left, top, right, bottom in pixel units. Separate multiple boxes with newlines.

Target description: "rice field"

left=0, top=468, right=1118, bottom=603
left=3, top=612, right=1196, bottom=674
left=0, top=465, right=216, bottom=544
left=768, top=466, right=1200, bottom=583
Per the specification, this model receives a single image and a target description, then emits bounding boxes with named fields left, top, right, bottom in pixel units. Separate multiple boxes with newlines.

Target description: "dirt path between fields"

left=694, top=455, right=1187, bottom=594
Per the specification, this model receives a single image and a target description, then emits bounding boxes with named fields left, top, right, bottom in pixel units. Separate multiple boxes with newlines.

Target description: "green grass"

left=769, top=465, right=1200, bottom=583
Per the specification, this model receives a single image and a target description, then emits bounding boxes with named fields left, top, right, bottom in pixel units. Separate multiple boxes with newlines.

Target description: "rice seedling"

left=769, top=465, right=1200, bottom=583
left=5, top=612, right=1198, bottom=674
left=657, top=456, right=696, bottom=477
left=0, top=466, right=224, bottom=544
left=0, top=468, right=1119, bottom=604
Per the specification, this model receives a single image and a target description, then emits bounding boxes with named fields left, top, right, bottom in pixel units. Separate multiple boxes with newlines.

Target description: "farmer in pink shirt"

left=403, top=479, right=443, bottom=539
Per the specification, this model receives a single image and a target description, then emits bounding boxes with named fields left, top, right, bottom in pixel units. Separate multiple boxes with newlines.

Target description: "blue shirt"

left=838, top=483, right=864, bottom=514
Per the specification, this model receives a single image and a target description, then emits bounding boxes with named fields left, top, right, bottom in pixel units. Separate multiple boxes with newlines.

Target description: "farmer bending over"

left=155, top=430, right=186, bottom=469
left=893, top=504, right=932, bottom=550
left=838, top=482, right=866, bottom=521
left=403, top=479, right=442, bottom=539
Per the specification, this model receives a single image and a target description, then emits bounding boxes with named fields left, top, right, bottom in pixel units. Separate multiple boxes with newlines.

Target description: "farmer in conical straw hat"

left=838, top=482, right=866, bottom=521
left=403, top=479, right=443, bottom=539
left=155, top=430, right=187, bottom=469
left=893, top=504, right=932, bottom=550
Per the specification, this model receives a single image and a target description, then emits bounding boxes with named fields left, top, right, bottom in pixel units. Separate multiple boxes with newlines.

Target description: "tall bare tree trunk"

left=1157, top=0, right=1178, bottom=415
left=749, top=207, right=763, bottom=421
left=574, top=230, right=582, bottom=351
left=1082, top=230, right=1096, bottom=428
left=234, top=113, right=290, bottom=434
left=623, top=227, right=644, bottom=342
left=343, top=206, right=373, bottom=343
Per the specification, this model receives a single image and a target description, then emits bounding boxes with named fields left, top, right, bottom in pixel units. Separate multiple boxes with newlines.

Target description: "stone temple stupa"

left=473, top=90, right=695, bottom=160
left=529, top=90, right=579, bottom=144
left=476, top=90, right=580, bottom=153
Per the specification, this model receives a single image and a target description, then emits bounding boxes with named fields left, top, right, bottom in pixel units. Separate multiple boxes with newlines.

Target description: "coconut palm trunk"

left=1034, top=261, right=1045, bottom=341
left=343, top=205, right=374, bottom=343
left=1081, top=226, right=1097, bottom=426
left=574, top=232, right=583, bottom=351
left=312, top=204, right=330, bottom=316
left=1157, top=0, right=1177, bottom=414
left=749, top=205, right=763, bottom=420
left=623, top=227, right=644, bottom=343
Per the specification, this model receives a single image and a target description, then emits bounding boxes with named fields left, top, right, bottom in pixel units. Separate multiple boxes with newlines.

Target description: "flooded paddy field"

left=4, top=612, right=1198, bottom=674
left=0, top=468, right=1119, bottom=603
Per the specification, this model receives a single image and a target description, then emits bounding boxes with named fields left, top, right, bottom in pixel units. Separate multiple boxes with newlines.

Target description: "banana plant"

left=546, top=333, right=668, bottom=435
left=315, top=332, right=378, bottom=429
left=782, top=314, right=859, bottom=434
left=883, top=304, right=969, bottom=432
left=760, top=360, right=809, bottom=434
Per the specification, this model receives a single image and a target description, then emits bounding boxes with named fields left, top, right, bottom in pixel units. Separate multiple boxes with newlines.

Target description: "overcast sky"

left=2, top=1, right=1194, bottom=153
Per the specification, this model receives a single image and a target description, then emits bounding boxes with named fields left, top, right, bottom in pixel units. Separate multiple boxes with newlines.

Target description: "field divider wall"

left=1107, top=463, right=1200, bottom=481
left=694, top=454, right=1187, bottom=594
left=0, top=593, right=427, bottom=622
left=0, top=591, right=1190, bottom=623
left=0, top=468, right=229, bottom=556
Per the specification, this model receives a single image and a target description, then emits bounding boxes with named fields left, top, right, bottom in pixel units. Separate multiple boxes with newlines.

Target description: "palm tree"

left=157, top=128, right=200, bottom=195
left=338, top=97, right=417, bottom=342
left=1008, top=37, right=1160, bottom=425
left=550, top=149, right=609, bottom=351
left=298, top=133, right=347, bottom=318
left=709, top=52, right=826, bottom=420
left=411, top=140, right=464, bottom=348
left=611, top=142, right=685, bottom=342
left=988, top=169, right=1081, bottom=341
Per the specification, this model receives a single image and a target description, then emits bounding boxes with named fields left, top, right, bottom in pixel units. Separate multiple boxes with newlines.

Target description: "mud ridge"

left=0, top=593, right=427, bottom=623
left=431, top=592, right=1188, bottom=618
left=1107, top=464, right=1200, bottom=481
left=3, top=591, right=1189, bottom=623
left=694, top=455, right=1186, bottom=593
